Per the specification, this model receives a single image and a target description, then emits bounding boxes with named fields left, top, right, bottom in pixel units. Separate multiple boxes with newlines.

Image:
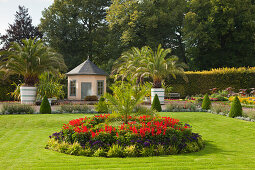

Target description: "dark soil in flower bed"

left=46, top=114, right=204, bottom=157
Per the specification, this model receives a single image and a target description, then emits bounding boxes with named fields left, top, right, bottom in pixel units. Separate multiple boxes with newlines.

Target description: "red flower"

left=91, top=131, right=95, bottom=138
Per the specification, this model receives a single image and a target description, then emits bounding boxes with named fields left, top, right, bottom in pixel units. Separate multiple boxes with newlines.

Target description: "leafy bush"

left=123, top=145, right=138, bottom=157
left=68, top=142, right=83, bottom=155
left=165, top=101, right=197, bottom=112
left=107, top=144, right=124, bottom=157
left=151, top=94, right=162, bottom=112
left=1, top=103, right=35, bottom=114
left=95, top=96, right=108, bottom=113
left=211, top=103, right=230, bottom=115
left=59, top=104, right=91, bottom=113
left=140, top=146, right=155, bottom=157
left=47, top=114, right=204, bottom=157
left=243, top=109, right=255, bottom=119
left=40, top=96, right=51, bottom=114
left=93, top=148, right=107, bottom=157
left=155, top=145, right=166, bottom=156
left=37, top=71, right=65, bottom=99
left=57, top=141, right=70, bottom=153
left=84, top=95, right=98, bottom=101
left=202, top=94, right=211, bottom=110
left=229, top=96, right=243, bottom=118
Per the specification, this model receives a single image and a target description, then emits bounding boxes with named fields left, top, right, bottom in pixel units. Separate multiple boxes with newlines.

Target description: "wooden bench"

left=168, top=93, right=180, bottom=99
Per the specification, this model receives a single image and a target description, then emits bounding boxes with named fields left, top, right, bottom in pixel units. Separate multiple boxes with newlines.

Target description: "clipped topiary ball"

left=151, top=94, right=162, bottom=112
left=229, top=96, right=242, bottom=118
left=202, top=94, right=211, bottom=110
left=40, top=96, right=51, bottom=114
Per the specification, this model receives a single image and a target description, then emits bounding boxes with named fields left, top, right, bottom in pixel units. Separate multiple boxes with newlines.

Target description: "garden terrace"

left=1, top=112, right=255, bottom=169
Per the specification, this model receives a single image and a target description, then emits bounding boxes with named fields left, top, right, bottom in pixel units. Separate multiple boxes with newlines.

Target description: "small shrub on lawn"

left=229, top=96, right=243, bottom=118
left=1, top=103, right=35, bottom=114
left=95, top=96, right=109, bottom=113
left=40, top=96, right=51, bottom=114
left=151, top=94, right=162, bottom=112
left=202, top=94, right=211, bottom=110
left=60, top=104, right=91, bottom=113
left=47, top=114, right=204, bottom=157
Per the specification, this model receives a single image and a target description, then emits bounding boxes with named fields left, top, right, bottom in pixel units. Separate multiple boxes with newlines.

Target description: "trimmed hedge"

left=165, top=67, right=255, bottom=97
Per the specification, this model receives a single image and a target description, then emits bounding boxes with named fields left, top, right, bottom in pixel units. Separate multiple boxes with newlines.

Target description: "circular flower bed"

left=46, top=114, right=204, bottom=157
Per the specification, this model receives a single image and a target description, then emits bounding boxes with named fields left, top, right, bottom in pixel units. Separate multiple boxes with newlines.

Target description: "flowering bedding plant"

left=46, top=114, right=204, bottom=157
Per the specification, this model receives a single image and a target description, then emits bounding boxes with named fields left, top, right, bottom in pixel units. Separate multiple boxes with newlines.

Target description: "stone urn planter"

left=151, top=88, right=165, bottom=104
left=20, top=86, right=37, bottom=104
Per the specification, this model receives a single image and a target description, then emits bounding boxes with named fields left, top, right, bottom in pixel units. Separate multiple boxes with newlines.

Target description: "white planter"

left=20, top=86, right=37, bottom=104
left=151, top=88, right=165, bottom=104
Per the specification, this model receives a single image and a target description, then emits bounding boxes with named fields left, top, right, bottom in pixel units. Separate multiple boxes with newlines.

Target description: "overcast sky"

left=0, top=0, right=54, bottom=35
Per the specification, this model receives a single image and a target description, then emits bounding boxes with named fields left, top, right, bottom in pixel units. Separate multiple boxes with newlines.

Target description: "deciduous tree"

left=0, top=5, right=42, bottom=50
left=183, top=0, right=255, bottom=70
left=40, top=0, right=119, bottom=70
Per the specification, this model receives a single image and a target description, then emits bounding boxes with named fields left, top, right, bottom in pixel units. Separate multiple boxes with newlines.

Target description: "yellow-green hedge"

left=166, top=67, right=255, bottom=97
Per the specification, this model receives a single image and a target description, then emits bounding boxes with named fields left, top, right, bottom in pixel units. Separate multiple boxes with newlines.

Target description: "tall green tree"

left=40, top=0, right=120, bottom=70
left=107, top=0, right=187, bottom=62
left=0, top=6, right=42, bottom=50
left=183, top=0, right=255, bottom=70
left=0, top=38, right=66, bottom=86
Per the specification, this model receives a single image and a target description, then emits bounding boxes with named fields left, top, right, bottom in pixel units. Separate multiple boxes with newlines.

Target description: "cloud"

left=0, top=0, right=8, bottom=3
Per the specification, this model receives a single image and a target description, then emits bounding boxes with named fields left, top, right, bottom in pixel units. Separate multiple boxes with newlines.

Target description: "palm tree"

left=104, top=79, right=149, bottom=124
left=113, top=44, right=186, bottom=88
left=112, top=46, right=149, bottom=81
left=0, top=38, right=66, bottom=86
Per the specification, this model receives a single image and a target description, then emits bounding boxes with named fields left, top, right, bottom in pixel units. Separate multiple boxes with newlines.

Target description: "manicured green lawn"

left=0, top=112, right=255, bottom=169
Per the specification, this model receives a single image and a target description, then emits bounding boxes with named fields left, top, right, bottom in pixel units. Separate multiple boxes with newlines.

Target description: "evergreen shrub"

left=229, top=96, right=243, bottom=118
left=40, top=96, right=51, bottom=114
left=202, top=94, right=211, bottom=110
left=151, top=94, right=162, bottom=112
